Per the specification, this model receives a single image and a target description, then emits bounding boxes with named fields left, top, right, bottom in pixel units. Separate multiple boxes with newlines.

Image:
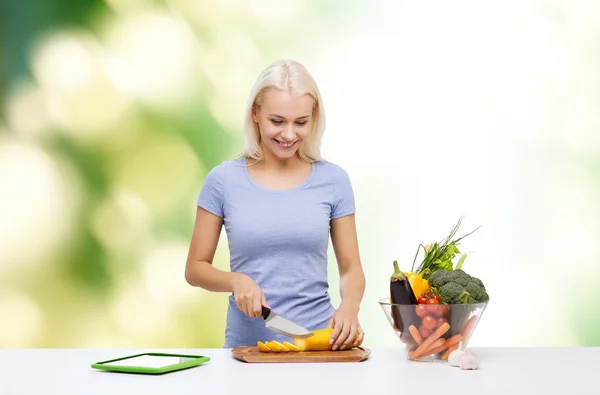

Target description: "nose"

left=281, top=124, right=295, bottom=140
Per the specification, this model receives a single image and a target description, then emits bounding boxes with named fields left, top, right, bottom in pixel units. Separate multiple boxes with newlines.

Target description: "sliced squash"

left=283, top=341, right=301, bottom=352
left=293, top=328, right=363, bottom=351
left=257, top=341, right=271, bottom=352
left=256, top=328, right=364, bottom=352
left=268, top=340, right=290, bottom=352
left=257, top=340, right=301, bottom=352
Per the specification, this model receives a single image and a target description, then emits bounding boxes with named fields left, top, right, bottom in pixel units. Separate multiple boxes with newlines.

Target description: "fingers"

left=236, top=296, right=250, bottom=317
left=246, top=299, right=255, bottom=318
left=342, top=322, right=358, bottom=350
left=234, top=292, right=260, bottom=318
left=234, top=295, right=247, bottom=316
left=261, top=293, right=270, bottom=309
left=331, top=320, right=351, bottom=351
left=355, top=325, right=365, bottom=345
left=328, top=315, right=364, bottom=351
left=252, top=294, right=262, bottom=318
left=232, top=274, right=267, bottom=318
left=329, top=317, right=342, bottom=348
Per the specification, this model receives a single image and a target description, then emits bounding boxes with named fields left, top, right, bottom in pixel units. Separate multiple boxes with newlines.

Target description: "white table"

left=0, top=347, right=597, bottom=395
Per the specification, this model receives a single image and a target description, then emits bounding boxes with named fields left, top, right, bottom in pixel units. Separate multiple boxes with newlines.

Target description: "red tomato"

left=436, top=317, right=448, bottom=328
left=424, top=299, right=441, bottom=316
left=417, top=296, right=428, bottom=304
left=427, top=306, right=441, bottom=316
left=418, top=325, right=433, bottom=339
left=421, top=315, right=437, bottom=330
left=416, top=305, right=429, bottom=318
left=438, top=305, right=449, bottom=316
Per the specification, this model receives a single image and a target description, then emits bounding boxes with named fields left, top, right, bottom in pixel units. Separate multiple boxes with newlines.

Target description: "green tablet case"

left=91, top=352, right=210, bottom=374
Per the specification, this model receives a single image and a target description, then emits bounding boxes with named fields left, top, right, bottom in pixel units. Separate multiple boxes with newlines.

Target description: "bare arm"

left=185, top=206, right=236, bottom=292
left=185, top=206, right=268, bottom=318
left=328, top=213, right=366, bottom=349
left=331, top=214, right=366, bottom=309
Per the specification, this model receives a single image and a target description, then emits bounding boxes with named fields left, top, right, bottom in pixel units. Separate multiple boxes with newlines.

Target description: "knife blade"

left=261, top=306, right=314, bottom=338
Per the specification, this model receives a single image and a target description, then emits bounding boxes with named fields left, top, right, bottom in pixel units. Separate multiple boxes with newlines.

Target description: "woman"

left=185, top=59, right=366, bottom=350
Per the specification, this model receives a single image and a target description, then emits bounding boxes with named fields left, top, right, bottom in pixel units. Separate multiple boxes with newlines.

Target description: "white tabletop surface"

left=0, top=347, right=597, bottom=395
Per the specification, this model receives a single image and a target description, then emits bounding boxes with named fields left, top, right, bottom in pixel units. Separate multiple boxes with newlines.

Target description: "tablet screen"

left=102, top=355, right=197, bottom=368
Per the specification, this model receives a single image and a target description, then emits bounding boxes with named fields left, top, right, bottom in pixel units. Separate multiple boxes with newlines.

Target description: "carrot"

left=424, top=334, right=463, bottom=357
left=409, top=337, right=444, bottom=359
left=442, top=342, right=460, bottom=360
left=460, top=316, right=478, bottom=341
left=424, top=338, right=444, bottom=353
left=410, top=322, right=450, bottom=360
left=409, top=325, right=423, bottom=345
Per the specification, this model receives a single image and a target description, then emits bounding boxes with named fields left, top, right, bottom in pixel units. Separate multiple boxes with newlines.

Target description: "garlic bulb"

left=448, top=341, right=465, bottom=367
left=459, top=349, right=480, bottom=370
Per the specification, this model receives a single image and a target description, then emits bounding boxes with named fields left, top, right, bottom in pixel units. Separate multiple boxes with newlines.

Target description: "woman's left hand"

left=327, top=302, right=364, bottom=351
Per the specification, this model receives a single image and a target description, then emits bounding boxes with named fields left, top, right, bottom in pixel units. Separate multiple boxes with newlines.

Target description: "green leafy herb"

left=410, top=216, right=480, bottom=280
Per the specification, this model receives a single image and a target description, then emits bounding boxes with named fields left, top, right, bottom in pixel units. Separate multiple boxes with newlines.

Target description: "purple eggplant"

left=390, top=260, right=418, bottom=334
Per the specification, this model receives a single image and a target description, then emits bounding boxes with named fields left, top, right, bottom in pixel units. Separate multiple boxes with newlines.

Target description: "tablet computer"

left=91, top=352, right=210, bottom=374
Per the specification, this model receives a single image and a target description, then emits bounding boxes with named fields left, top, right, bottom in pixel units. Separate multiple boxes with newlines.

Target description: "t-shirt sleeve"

left=197, top=164, right=226, bottom=218
left=331, top=166, right=356, bottom=219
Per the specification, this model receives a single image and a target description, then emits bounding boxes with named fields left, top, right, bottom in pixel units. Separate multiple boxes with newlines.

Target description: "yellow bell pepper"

left=405, top=272, right=429, bottom=299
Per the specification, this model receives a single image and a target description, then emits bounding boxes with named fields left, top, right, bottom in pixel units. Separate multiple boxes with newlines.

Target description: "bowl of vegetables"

left=379, top=217, right=489, bottom=362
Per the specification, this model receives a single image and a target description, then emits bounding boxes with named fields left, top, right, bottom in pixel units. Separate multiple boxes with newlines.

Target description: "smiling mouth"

left=273, top=139, right=298, bottom=148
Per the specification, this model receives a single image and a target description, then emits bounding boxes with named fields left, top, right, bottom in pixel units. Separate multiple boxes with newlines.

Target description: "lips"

left=273, top=139, right=298, bottom=149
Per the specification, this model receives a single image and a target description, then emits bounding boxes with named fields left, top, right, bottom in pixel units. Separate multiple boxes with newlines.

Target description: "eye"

left=270, top=119, right=283, bottom=125
left=295, top=121, right=308, bottom=126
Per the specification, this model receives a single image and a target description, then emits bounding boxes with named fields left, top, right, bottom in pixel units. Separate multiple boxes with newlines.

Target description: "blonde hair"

left=242, top=59, right=326, bottom=163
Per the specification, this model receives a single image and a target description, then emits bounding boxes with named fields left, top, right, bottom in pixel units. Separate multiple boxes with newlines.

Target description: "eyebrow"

left=268, top=114, right=311, bottom=120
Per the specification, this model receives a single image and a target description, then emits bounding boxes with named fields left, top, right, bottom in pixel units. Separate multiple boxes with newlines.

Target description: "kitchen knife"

left=261, top=306, right=314, bottom=338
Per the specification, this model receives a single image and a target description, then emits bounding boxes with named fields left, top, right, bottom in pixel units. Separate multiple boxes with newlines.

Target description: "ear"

left=252, top=105, right=259, bottom=123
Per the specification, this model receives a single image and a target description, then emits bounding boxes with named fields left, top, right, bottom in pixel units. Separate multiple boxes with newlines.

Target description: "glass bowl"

left=379, top=298, right=488, bottom=362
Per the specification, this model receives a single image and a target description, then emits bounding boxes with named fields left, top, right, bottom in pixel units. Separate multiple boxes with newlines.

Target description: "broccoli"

left=438, top=282, right=463, bottom=302
left=470, top=277, right=485, bottom=290
left=465, top=281, right=488, bottom=301
left=428, top=270, right=453, bottom=287
left=429, top=269, right=489, bottom=304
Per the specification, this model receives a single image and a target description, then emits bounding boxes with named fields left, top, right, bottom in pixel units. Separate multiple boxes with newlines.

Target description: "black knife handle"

left=261, top=305, right=271, bottom=320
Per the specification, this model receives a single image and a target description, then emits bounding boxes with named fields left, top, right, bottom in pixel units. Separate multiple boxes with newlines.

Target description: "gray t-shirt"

left=197, top=156, right=356, bottom=347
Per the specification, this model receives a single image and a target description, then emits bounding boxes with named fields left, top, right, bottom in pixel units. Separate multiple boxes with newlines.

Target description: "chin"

left=272, top=149, right=299, bottom=160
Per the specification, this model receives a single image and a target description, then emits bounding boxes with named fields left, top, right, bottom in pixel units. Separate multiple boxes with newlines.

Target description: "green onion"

left=410, top=216, right=480, bottom=280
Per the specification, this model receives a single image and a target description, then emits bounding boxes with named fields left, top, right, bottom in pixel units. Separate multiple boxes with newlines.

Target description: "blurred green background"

left=1, top=0, right=599, bottom=348
left=0, top=0, right=366, bottom=348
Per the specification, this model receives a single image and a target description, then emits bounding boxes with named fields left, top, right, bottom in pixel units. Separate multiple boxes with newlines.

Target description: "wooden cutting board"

left=231, top=346, right=371, bottom=363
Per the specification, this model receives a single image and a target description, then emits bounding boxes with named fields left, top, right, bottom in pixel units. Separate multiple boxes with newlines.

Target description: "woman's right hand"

left=231, top=273, right=269, bottom=318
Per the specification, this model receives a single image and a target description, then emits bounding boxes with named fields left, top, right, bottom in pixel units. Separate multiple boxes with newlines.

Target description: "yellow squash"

left=293, top=328, right=363, bottom=351
left=266, top=340, right=288, bottom=352
left=257, top=328, right=364, bottom=352
left=257, top=341, right=271, bottom=352
left=257, top=340, right=299, bottom=352
left=283, top=341, right=301, bottom=351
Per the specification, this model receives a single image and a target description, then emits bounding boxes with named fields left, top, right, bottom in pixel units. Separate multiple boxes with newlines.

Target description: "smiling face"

left=252, top=88, right=315, bottom=161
